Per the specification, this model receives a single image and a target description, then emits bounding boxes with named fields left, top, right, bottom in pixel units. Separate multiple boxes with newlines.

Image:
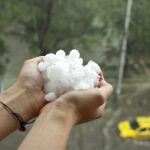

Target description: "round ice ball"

left=69, top=49, right=80, bottom=58
left=56, top=50, right=66, bottom=57
left=38, top=49, right=101, bottom=101
left=47, top=62, right=69, bottom=80
left=45, top=92, right=57, bottom=101
left=44, top=53, right=60, bottom=64
left=88, top=60, right=101, bottom=73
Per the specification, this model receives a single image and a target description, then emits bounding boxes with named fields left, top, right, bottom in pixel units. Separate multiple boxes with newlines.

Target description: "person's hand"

left=18, top=75, right=112, bottom=149
left=0, top=56, right=47, bottom=139
left=42, top=79, right=113, bottom=125
left=15, top=57, right=46, bottom=119
left=61, top=79, right=113, bottom=124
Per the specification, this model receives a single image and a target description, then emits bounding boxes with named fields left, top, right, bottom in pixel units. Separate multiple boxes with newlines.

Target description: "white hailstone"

left=74, top=81, right=91, bottom=90
left=45, top=92, right=57, bottom=101
left=47, top=62, right=69, bottom=80
left=79, top=58, right=83, bottom=65
left=70, top=64, right=84, bottom=81
left=44, top=53, right=60, bottom=65
left=44, top=61, right=50, bottom=68
left=69, top=49, right=80, bottom=58
left=44, top=53, right=54, bottom=61
left=44, top=82, right=54, bottom=93
left=84, top=65, right=97, bottom=79
left=38, top=49, right=101, bottom=101
left=88, top=60, right=101, bottom=73
left=82, top=78, right=94, bottom=88
left=94, top=77, right=100, bottom=87
left=56, top=50, right=66, bottom=57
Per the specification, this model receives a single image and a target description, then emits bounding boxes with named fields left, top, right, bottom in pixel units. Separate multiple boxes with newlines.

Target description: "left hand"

left=16, top=56, right=47, bottom=119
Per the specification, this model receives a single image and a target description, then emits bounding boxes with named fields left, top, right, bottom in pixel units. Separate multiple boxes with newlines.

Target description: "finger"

left=30, top=56, right=44, bottom=64
left=98, top=103, right=106, bottom=115
left=98, top=80, right=113, bottom=100
left=86, top=88, right=107, bottom=106
left=25, top=56, right=44, bottom=65
left=95, top=103, right=106, bottom=119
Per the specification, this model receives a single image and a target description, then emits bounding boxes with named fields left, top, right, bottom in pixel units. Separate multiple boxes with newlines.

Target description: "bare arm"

left=18, top=102, right=75, bottom=150
left=0, top=57, right=46, bottom=140
left=19, top=80, right=113, bottom=150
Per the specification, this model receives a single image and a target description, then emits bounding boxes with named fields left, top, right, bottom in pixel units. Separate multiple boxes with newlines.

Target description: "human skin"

left=0, top=56, right=113, bottom=150
left=19, top=79, right=113, bottom=150
left=0, top=56, right=46, bottom=140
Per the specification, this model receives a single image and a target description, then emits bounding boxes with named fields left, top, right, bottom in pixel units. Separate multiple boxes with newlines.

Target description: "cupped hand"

left=16, top=56, right=47, bottom=117
left=42, top=79, right=113, bottom=125
left=61, top=79, right=113, bottom=124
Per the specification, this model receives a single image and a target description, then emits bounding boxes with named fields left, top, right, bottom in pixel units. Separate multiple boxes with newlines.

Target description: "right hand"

left=61, top=79, right=113, bottom=124
left=42, top=79, right=113, bottom=125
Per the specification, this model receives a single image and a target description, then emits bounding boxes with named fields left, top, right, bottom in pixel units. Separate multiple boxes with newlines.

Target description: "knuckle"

left=108, top=84, right=113, bottom=93
left=24, top=59, right=30, bottom=64
left=95, top=93, right=105, bottom=106
left=106, top=82, right=113, bottom=94
left=24, top=59, right=34, bottom=65
left=95, top=112, right=103, bottom=119
left=96, top=108, right=105, bottom=119
left=95, top=91, right=105, bottom=103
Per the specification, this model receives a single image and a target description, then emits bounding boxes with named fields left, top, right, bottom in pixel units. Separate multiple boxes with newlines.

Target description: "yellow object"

left=118, top=116, right=150, bottom=140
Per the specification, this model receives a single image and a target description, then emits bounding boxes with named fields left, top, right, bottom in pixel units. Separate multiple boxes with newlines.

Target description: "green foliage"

left=0, top=63, right=5, bottom=75
left=1, top=1, right=126, bottom=52
left=0, top=38, right=6, bottom=76
left=0, top=39, right=5, bottom=54
left=0, top=0, right=150, bottom=77
left=124, top=0, right=150, bottom=75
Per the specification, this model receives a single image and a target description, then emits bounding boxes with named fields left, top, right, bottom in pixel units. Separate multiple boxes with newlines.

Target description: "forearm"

left=19, top=79, right=113, bottom=150
left=19, top=101, right=75, bottom=150
left=0, top=82, right=36, bottom=140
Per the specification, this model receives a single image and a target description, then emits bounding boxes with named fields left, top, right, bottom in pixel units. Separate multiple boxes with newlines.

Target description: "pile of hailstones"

left=38, top=49, right=102, bottom=101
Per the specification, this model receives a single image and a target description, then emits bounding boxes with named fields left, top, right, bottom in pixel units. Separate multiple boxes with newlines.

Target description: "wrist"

left=40, top=99, right=77, bottom=127
left=0, top=82, right=37, bottom=122
left=19, top=98, right=75, bottom=150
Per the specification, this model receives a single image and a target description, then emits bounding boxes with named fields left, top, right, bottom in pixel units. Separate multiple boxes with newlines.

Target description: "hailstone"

left=38, top=49, right=101, bottom=101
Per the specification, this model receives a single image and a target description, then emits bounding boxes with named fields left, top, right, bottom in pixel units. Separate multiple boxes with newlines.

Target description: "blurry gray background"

left=0, top=0, right=150, bottom=149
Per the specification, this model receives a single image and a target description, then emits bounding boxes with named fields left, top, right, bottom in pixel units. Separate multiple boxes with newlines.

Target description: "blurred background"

left=0, top=0, right=150, bottom=149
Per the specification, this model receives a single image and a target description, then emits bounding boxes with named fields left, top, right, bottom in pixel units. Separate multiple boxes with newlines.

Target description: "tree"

left=1, top=0, right=149, bottom=80
left=3, top=0, right=126, bottom=59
